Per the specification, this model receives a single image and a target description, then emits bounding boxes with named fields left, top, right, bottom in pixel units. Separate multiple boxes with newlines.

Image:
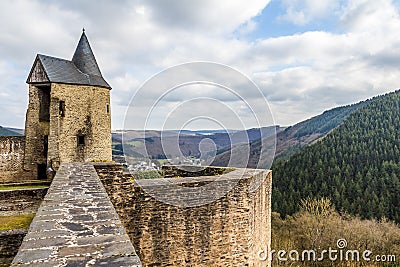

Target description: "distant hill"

left=166, top=129, right=238, bottom=135
left=211, top=93, right=378, bottom=168
left=112, top=127, right=277, bottom=159
left=275, top=97, right=378, bottom=160
left=0, top=126, right=22, bottom=136
left=273, top=90, right=400, bottom=222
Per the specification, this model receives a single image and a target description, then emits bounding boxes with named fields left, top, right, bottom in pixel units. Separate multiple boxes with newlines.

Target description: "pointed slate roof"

left=72, top=31, right=102, bottom=77
left=27, top=30, right=111, bottom=89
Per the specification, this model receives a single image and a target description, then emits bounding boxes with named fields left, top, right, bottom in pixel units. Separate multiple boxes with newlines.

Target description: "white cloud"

left=278, top=0, right=340, bottom=25
left=144, top=0, right=269, bottom=35
left=340, top=0, right=400, bottom=32
left=0, top=1, right=82, bottom=62
left=1, top=0, right=400, bottom=129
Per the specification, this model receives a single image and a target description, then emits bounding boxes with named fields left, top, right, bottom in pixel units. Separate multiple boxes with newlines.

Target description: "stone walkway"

left=12, top=163, right=141, bottom=267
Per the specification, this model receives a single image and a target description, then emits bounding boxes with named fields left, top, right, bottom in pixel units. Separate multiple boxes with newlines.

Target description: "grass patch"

left=133, top=170, right=164, bottom=180
left=0, top=214, right=35, bottom=230
left=0, top=184, right=49, bottom=191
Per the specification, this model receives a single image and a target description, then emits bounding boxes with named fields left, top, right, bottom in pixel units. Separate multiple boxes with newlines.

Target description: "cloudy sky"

left=1, top=0, right=400, bottom=130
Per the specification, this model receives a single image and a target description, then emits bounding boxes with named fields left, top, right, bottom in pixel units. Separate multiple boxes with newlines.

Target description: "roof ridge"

left=38, top=54, right=69, bottom=61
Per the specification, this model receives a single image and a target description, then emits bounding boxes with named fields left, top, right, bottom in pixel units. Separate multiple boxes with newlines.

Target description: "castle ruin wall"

left=0, top=136, right=30, bottom=183
left=95, top=163, right=272, bottom=267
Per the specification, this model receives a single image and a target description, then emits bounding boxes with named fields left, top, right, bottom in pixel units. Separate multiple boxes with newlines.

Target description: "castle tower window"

left=106, top=104, right=110, bottom=113
left=77, top=135, right=86, bottom=146
left=38, top=86, right=50, bottom=122
left=43, top=135, right=48, bottom=157
left=59, top=101, right=65, bottom=117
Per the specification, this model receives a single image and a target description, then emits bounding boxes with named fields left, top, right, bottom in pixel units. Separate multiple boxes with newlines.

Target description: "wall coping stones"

left=0, top=188, right=48, bottom=199
left=134, top=168, right=266, bottom=187
left=12, top=162, right=142, bottom=266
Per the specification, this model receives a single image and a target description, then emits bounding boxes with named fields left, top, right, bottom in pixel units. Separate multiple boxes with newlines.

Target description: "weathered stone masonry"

left=12, top=163, right=141, bottom=266
left=13, top=163, right=272, bottom=267
left=23, top=83, right=112, bottom=175
left=0, top=136, right=29, bottom=183
left=96, top=164, right=272, bottom=267
left=0, top=229, right=27, bottom=265
left=0, top=187, right=47, bottom=216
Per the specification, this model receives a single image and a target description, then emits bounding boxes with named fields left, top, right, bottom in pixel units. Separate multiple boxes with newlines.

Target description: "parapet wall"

left=95, top=164, right=272, bottom=267
left=0, top=136, right=29, bottom=183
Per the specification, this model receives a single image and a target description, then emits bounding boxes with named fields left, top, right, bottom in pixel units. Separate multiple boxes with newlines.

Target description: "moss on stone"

left=133, top=170, right=164, bottom=180
left=0, top=184, right=49, bottom=190
left=0, top=214, right=35, bottom=230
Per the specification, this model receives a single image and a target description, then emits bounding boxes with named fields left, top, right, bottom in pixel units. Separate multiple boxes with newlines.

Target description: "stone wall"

left=0, top=188, right=47, bottom=216
left=0, top=229, right=27, bottom=265
left=47, top=83, right=112, bottom=166
left=23, top=84, right=50, bottom=178
left=12, top=163, right=141, bottom=266
left=0, top=136, right=30, bottom=182
left=95, top=164, right=272, bottom=267
left=23, top=83, right=112, bottom=178
left=0, top=188, right=47, bottom=265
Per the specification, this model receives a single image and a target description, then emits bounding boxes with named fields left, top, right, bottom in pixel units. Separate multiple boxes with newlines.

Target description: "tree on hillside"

left=272, top=90, right=400, bottom=222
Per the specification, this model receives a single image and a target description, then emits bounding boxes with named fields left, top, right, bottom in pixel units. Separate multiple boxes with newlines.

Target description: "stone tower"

left=24, top=30, right=112, bottom=179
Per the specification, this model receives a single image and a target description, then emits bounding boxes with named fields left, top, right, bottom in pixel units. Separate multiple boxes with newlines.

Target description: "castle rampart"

left=96, top=163, right=272, bottom=267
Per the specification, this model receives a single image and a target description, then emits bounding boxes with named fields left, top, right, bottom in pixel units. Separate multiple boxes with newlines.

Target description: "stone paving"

left=12, top=163, right=141, bottom=266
